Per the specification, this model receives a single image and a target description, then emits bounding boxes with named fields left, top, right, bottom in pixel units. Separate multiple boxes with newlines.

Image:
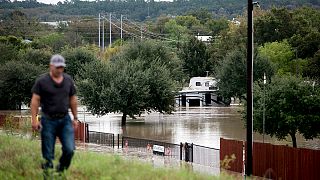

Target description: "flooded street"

left=80, top=106, right=320, bottom=150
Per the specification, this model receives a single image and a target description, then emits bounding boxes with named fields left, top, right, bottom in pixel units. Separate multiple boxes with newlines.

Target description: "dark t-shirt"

left=31, top=73, right=76, bottom=115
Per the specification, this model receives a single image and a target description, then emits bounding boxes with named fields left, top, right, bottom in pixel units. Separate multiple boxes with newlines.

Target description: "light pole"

left=246, top=0, right=253, bottom=176
left=246, top=1, right=260, bottom=176
left=246, top=0, right=259, bottom=176
left=263, top=73, right=266, bottom=143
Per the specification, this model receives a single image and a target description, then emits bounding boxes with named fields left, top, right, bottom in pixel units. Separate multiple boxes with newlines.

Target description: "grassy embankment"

left=0, top=134, right=231, bottom=180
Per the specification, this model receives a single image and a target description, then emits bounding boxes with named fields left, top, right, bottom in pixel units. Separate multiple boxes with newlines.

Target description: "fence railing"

left=122, top=136, right=181, bottom=160
left=193, top=144, right=219, bottom=167
left=87, top=131, right=115, bottom=148
left=83, top=132, right=220, bottom=168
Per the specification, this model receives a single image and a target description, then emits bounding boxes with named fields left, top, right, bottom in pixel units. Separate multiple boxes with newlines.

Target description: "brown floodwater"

left=77, top=106, right=320, bottom=150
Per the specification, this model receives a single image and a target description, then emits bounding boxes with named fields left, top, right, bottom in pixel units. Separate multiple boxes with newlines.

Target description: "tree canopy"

left=215, top=48, right=275, bottom=102
left=178, top=36, right=211, bottom=77
left=251, top=75, right=320, bottom=148
left=2, top=0, right=318, bottom=21
left=61, top=48, right=97, bottom=79
left=0, top=60, right=45, bottom=110
left=78, top=40, right=179, bottom=126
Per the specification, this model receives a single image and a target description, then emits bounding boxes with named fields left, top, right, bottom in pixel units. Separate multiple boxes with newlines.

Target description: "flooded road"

left=79, top=106, right=320, bottom=150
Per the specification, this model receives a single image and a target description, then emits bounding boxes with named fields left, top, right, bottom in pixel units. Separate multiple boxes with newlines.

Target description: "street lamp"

left=246, top=0, right=259, bottom=176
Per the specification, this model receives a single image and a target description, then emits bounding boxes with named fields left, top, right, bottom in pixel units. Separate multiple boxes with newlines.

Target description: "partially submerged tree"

left=215, top=48, right=274, bottom=102
left=78, top=41, right=179, bottom=126
left=251, top=75, right=320, bottom=148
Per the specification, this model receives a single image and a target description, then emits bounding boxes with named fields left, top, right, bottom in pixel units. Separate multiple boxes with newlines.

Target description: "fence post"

left=122, top=136, right=124, bottom=149
left=191, top=143, right=193, bottom=163
left=112, top=134, right=115, bottom=148
left=118, top=134, right=120, bottom=149
left=85, top=124, right=89, bottom=143
left=180, top=142, right=183, bottom=161
left=185, top=142, right=189, bottom=162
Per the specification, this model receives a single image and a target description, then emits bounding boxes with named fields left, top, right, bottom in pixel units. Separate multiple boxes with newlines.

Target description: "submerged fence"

left=83, top=131, right=220, bottom=168
left=220, top=138, right=320, bottom=180
left=122, top=136, right=181, bottom=159
left=193, top=144, right=220, bottom=167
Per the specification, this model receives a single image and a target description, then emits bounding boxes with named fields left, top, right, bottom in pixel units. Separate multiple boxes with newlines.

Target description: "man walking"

left=31, top=54, right=78, bottom=174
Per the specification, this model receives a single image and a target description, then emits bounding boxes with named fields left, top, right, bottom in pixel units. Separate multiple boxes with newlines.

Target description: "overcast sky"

left=37, top=0, right=172, bottom=5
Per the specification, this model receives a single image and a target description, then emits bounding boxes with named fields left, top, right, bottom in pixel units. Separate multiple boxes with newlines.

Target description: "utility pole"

left=102, top=14, right=105, bottom=52
left=263, top=73, right=266, bottom=143
left=121, top=14, right=123, bottom=45
left=140, top=24, right=143, bottom=40
left=109, top=13, right=112, bottom=47
left=98, top=13, right=101, bottom=49
left=246, top=0, right=254, bottom=176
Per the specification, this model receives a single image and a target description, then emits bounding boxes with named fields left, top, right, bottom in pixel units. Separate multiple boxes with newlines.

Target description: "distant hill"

left=0, top=0, right=319, bottom=21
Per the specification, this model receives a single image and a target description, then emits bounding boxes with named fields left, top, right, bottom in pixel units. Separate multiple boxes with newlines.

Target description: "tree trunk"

left=121, top=113, right=127, bottom=126
left=290, top=132, right=297, bottom=148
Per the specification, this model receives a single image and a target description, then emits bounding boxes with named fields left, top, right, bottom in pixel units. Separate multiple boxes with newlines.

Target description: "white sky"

left=37, top=0, right=172, bottom=5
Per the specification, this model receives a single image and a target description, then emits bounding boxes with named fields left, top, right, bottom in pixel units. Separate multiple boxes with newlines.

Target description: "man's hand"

left=31, top=93, right=40, bottom=131
left=32, top=120, right=40, bottom=131
left=73, top=119, right=79, bottom=131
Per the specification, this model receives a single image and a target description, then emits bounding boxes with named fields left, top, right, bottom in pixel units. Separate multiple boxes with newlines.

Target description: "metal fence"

left=193, top=144, right=220, bottom=167
left=122, top=136, right=181, bottom=160
left=87, top=131, right=115, bottom=148
left=85, top=131, right=220, bottom=168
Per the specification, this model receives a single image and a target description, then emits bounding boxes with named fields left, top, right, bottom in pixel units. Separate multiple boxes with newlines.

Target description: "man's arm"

left=31, top=93, right=41, bottom=130
left=70, top=95, right=78, bottom=120
left=70, top=95, right=79, bottom=130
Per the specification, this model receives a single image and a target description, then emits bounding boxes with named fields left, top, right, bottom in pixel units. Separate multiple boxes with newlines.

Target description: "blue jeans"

left=41, top=114, right=75, bottom=172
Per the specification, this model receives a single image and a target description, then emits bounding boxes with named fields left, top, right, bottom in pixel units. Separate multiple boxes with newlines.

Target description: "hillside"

left=0, top=0, right=319, bottom=21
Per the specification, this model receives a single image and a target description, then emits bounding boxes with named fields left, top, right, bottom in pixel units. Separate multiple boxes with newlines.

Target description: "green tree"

left=0, top=10, right=41, bottom=39
left=179, top=36, right=210, bottom=77
left=61, top=48, right=97, bottom=79
left=19, top=48, right=52, bottom=66
left=208, top=17, right=247, bottom=71
left=32, top=33, right=67, bottom=52
left=0, top=61, right=45, bottom=110
left=175, top=15, right=201, bottom=29
left=0, top=43, right=19, bottom=64
left=258, top=40, right=294, bottom=74
left=186, top=8, right=212, bottom=24
left=215, top=49, right=274, bottom=101
left=303, top=50, right=320, bottom=82
left=251, top=75, right=320, bottom=148
left=289, top=30, right=320, bottom=59
left=78, top=41, right=179, bottom=126
left=78, top=59, right=150, bottom=126
left=174, top=15, right=208, bottom=34
left=164, top=19, right=190, bottom=44
left=154, top=15, right=171, bottom=34
left=113, top=40, right=185, bottom=83
left=0, top=35, right=28, bottom=64
left=205, top=18, right=229, bottom=36
left=254, top=8, right=295, bottom=45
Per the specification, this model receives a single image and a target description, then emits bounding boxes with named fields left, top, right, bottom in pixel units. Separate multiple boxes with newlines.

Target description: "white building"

left=195, top=36, right=212, bottom=43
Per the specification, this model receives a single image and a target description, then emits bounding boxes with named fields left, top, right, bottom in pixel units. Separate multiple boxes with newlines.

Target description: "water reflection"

left=81, top=107, right=320, bottom=149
